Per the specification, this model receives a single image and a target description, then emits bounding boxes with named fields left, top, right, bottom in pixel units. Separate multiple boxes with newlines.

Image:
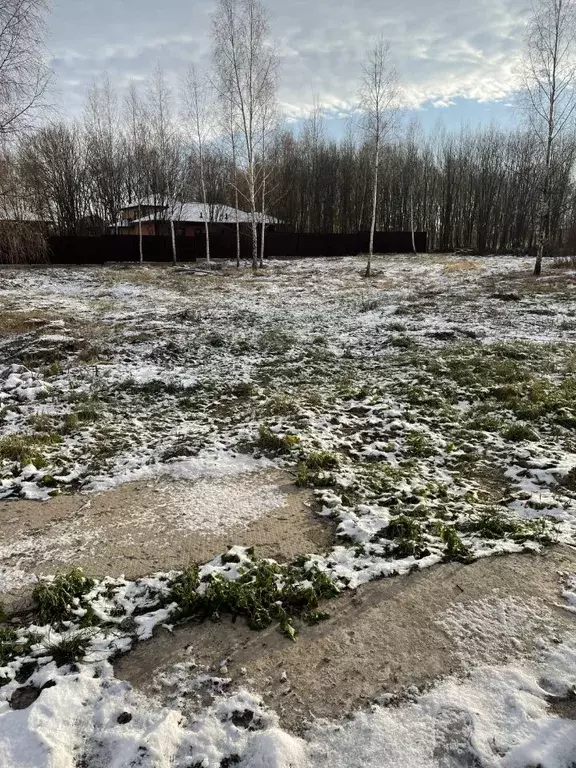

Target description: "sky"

left=47, top=0, right=530, bottom=136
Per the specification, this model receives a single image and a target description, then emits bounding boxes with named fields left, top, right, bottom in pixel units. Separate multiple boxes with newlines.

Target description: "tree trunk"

left=138, top=204, right=143, bottom=264
left=233, top=147, right=241, bottom=269
left=249, top=161, right=258, bottom=271
left=366, top=140, right=380, bottom=278
left=204, top=214, right=211, bottom=266
left=170, top=218, right=177, bottom=264
left=259, top=174, right=266, bottom=268
left=410, top=192, right=417, bottom=254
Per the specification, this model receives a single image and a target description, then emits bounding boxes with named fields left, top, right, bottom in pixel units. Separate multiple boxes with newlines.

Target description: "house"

left=0, top=202, right=50, bottom=231
left=113, top=200, right=278, bottom=237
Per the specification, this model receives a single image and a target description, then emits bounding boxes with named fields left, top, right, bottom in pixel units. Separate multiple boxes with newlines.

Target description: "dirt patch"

left=0, top=469, right=333, bottom=601
left=116, top=547, right=576, bottom=733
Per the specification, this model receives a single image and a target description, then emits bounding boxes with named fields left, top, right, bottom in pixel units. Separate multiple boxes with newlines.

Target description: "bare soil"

left=0, top=468, right=334, bottom=603
left=116, top=546, right=576, bottom=733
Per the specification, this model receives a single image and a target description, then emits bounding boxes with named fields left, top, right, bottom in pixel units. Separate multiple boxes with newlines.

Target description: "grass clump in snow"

left=228, top=381, right=256, bottom=399
left=32, top=568, right=95, bottom=626
left=45, top=630, right=93, bottom=667
left=257, top=425, right=300, bottom=454
left=0, top=433, right=61, bottom=468
left=434, top=524, right=474, bottom=563
left=405, top=431, right=436, bottom=458
left=27, top=413, right=57, bottom=433
left=261, top=394, right=300, bottom=417
left=374, top=515, right=431, bottom=558
left=0, top=627, right=20, bottom=667
left=458, top=510, right=556, bottom=544
left=169, top=555, right=339, bottom=640
left=501, top=422, right=538, bottom=442
left=43, top=361, right=63, bottom=377
left=296, top=450, right=339, bottom=487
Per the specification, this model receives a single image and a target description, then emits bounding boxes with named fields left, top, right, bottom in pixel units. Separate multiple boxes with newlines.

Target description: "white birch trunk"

left=410, top=192, right=417, bottom=254
left=170, top=218, right=177, bottom=264
left=138, top=203, right=143, bottom=264
left=367, top=140, right=379, bottom=277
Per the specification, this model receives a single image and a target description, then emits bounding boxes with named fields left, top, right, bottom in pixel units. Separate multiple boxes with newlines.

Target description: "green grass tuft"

left=0, top=627, right=19, bottom=666
left=45, top=630, right=92, bottom=667
left=257, top=425, right=300, bottom=454
left=32, top=568, right=95, bottom=626
left=0, top=433, right=61, bottom=468
left=459, top=510, right=556, bottom=544
left=169, top=556, right=339, bottom=640
left=502, top=422, right=538, bottom=442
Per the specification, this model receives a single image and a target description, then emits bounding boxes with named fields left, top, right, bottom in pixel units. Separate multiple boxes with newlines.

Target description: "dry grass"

left=443, top=259, right=483, bottom=273
left=0, top=309, right=56, bottom=337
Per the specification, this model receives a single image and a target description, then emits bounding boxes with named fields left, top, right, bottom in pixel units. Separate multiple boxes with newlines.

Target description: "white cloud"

left=47, top=0, right=530, bottom=119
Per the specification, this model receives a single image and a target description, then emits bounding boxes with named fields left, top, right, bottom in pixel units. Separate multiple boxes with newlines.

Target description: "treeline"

left=1, top=75, right=576, bottom=254
left=269, top=118, right=576, bottom=253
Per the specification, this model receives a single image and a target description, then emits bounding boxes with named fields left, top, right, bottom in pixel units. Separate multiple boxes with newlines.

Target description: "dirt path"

left=0, top=468, right=333, bottom=601
left=116, top=546, right=576, bottom=732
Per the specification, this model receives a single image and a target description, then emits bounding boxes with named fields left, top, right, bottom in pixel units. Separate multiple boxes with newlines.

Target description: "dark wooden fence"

left=46, top=231, right=426, bottom=265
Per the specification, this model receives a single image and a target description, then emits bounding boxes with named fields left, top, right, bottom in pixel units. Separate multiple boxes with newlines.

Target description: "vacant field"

left=2, top=255, right=576, bottom=767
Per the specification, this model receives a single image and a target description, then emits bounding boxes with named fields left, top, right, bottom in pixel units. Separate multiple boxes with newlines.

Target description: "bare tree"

left=522, top=0, right=576, bottom=275
left=0, top=0, right=51, bottom=138
left=212, top=0, right=278, bottom=271
left=84, top=75, right=126, bottom=233
left=125, top=83, right=147, bottom=263
left=226, top=96, right=242, bottom=268
left=20, top=121, right=89, bottom=235
left=359, top=36, right=399, bottom=277
left=183, top=65, right=214, bottom=266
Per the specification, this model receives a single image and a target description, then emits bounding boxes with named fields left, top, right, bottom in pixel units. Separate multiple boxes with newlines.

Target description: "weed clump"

left=405, top=431, right=436, bottom=458
left=257, top=426, right=300, bottom=454
left=0, top=627, right=19, bottom=666
left=32, top=568, right=95, bottom=626
left=458, top=510, right=556, bottom=544
left=374, top=515, right=431, bottom=558
left=0, top=433, right=61, bottom=468
left=296, top=451, right=339, bottom=487
left=229, top=382, right=256, bottom=398
left=502, top=422, right=538, bottom=442
left=435, top=523, right=473, bottom=563
left=262, top=394, right=299, bottom=417
left=45, top=631, right=92, bottom=667
left=169, top=557, right=339, bottom=639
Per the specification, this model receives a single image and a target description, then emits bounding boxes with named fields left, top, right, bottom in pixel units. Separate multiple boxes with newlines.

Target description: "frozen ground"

left=1, top=254, right=576, bottom=766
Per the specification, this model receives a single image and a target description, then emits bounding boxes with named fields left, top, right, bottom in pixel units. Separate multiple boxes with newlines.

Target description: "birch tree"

left=359, top=37, right=398, bottom=277
left=125, top=84, right=147, bottom=263
left=212, top=0, right=278, bottom=271
left=84, top=75, right=126, bottom=232
left=0, top=0, right=51, bottom=138
left=226, top=96, right=242, bottom=268
left=522, top=0, right=576, bottom=275
left=183, top=65, right=213, bottom=266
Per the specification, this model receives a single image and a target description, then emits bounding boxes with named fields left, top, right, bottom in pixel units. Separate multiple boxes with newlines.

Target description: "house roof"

left=119, top=197, right=169, bottom=211
left=0, top=204, right=45, bottom=223
left=116, top=201, right=278, bottom=226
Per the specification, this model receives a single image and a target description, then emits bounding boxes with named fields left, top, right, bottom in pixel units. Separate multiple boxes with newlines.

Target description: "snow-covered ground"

left=2, top=255, right=576, bottom=766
